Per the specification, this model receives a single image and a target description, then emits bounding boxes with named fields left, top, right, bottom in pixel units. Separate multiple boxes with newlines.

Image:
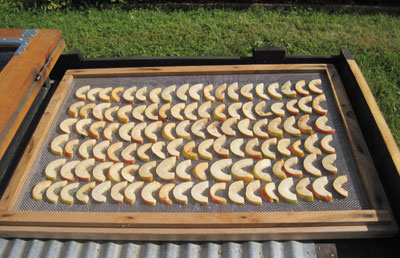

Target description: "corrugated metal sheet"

left=0, top=238, right=317, bottom=258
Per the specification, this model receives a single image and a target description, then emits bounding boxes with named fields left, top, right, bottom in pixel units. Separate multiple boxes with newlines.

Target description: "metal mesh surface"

left=13, top=70, right=370, bottom=213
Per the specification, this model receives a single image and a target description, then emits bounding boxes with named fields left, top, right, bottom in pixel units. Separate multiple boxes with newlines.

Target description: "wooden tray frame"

left=0, top=64, right=396, bottom=240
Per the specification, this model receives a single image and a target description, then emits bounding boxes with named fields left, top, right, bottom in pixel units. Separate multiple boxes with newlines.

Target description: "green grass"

left=1, top=6, right=399, bottom=144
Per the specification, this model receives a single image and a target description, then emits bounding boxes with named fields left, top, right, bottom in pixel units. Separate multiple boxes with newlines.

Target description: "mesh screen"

left=13, top=71, right=370, bottom=213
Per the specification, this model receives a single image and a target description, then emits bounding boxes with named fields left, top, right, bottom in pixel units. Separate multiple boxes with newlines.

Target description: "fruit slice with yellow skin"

left=304, top=134, right=322, bottom=155
left=69, top=101, right=85, bottom=118
left=281, top=80, right=296, bottom=98
left=158, top=102, right=171, bottom=122
left=284, top=157, right=303, bottom=178
left=136, top=86, right=147, bottom=102
left=215, top=83, right=226, bottom=102
left=227, top=82, right=239, bottom=101
left=198, top=139, right=214, bottom=160
left=238, top=118, right=253, bottom=137
left=320, top=134, right=335, bottom=154
left=261, top=138, right=277, bottom=160
left=162, top=123, right=176, bottom=141
left=51, top=134, right=69, bottom=156
left=45, top=158, right=67, bottom=181
left=139, top=161, right=157, bottom=182
left=145, top=103, right=158, bottom=121
left=267, top=82, right=282, bottom=100
left=111, top=181, right=128, bottom=203
left=286, top=99, right=300, bottom=115
left=309, top=79, right=323, bottom=94
left=291, top=139, right=304, bottom=158
left=167, top=138, right=183, bottom=158
left=159, top=183, right=175, bottom=205
left=93, top=103, right=111, bottom=121
left=230, top=138, right=245, bottom=158
left=228, top=102, right=242, bottom=119
left=210, top=159, right=232, bottom=182
left=183, top=141, right=198, bottom=160
left=156, top=156, right=176, bottom=181
left=107, top=142, right=123, bottom=162
left=93, top=162, right=113, bottom=183
left=173, top=181, right=194, bottom=205
left=232, top=159, right=254, bottom=182
left=144, top=121, right=162, bottom=142
left=267, top=117, right=283, bottom=139
left=103, top=122, right=120, bottom=141
left=92, top=140, right=110, bottom=162
left=131, top=122, right=147, bottom=144
left=125, top=181, right=144, bottom=204
left=191, top=118, right=208, bottom=139
left=122, top=86, right=137, bottom=103
left=221, top=117, right=238, bottom=136
left=242, top=102, right=256, bottom=120
left=283, top=116, right=301, bottom=137
left=60, top=160, right=80, bottom=182
left=176, top=159, right=192, bottom=181
left=111, top=87, right=125, bottom=102
left=213, top=135, right=229, bottom=158
left=79, top=139, right=97, bottom=160
left=46, top=180, right=68, bottom=204
left=108, top=162, right=124, bottom=182
left=253, top=159, right=272, bottom=182
left=161, top=85, right=176, bottom=102
left=297, top=114, right=313, bottom=135
left=296, top=177, right=314, bottom=202
left=255, top=83, right=269, bottom=100
left=312, top=176, right=332, bottom=202
left=278, top=177, right=298, bottom=204
left=213, top=103, right=226, bottom=121
left=228, top=180, right=245, bottom=205
left=76, top=181, right=96, bottom=204
left=210, top=182, right=227, bottom=204
left=171, top=103, right=185, bottom=121
left=89, top=121, right=106, bottom=140
left=132, top=104, right=146, bottom=122
left=176, top=120, right=191, bottom=140
left=32, top=180, right=52, bottom=201
left=193, top=162, right=208, bottom=181
left=322, top=154, right=337, bottom=174
left=191, top=181, right=209, bottom=205
left=254, top=101, right=272, bottom=117
left=141, top=181, right=162, bottom=206
left=272, top=159, right=286, bottom=179
left=149, top=87, right=162, bottom=103
left=121, top=164, right=139, bottom=182
left=253, top=119, right=269, bottom=139
left=312, top=94, right=327, bottom=115
left=271, top=102, right=285, bottom=118
left=60, top=118, right=78, bottom=134
left=295, top=80, right=309, bottom=96
left=99, top=87, right=112, bottom=102
left=198, top=101, right=212, bottom=119
left=76, top=118, right=92, bottom=137
left=75, top=158, right=95, bottom=181
left=151, top=141, right=166, bottom=159
left=75, top=85, right=90, bottom=100
left=303, top=153, right=322, bottom=177
left=240, top=83, right=253, bottom=100
left=137, top=142, right=152, bottom=162
left=333, top=175, right=348, bottom=198
left=60, top=182, right=80, bottom=205
left=315, top=115, right=335, bottom=134
left=277, top=138, right=291, bottom=157
left=245, top=138, right=262, bottom=159
left=184, top=102, right=198, bottom=121
left=207, top=121, right=222, bottom=138
left=87, top=87, right=102, bottom=102
left=117, top=104, right=132, bottom=123
left=246, top=180, right=262, bottom=205
left=203, top=84, right=216, bottom=102
left=189, top=83, right=203, bottom=101
left=92, top=180, right=112, bottom=203
left=176, top=83, right=189, bottom=101
left=104, top=106, right=119, bottom=122
left=298, top=96, right=313, bottom=114
left=119, top=122, right=135, bottom=142
left=261, top=182, right=279, bottom=203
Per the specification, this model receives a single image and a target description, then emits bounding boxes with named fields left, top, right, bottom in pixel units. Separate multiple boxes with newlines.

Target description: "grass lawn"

left=0, top=6, right=399, bottom=144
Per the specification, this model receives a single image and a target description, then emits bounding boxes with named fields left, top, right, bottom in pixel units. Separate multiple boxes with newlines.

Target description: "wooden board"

left=0, top=64, right=396, bottom=240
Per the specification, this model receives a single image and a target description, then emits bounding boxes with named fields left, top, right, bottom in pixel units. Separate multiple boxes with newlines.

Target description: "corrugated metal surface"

left=0, top=238, right=317, bottom=258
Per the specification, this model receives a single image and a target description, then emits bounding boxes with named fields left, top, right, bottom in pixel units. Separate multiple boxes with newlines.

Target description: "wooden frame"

left=0, top=64, right=396, bottom=240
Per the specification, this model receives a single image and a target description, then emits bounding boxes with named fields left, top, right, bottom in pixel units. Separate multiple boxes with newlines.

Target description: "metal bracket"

left=0, top=38, right=30, bottom=55
left=20, top=29, right=37, bottom=38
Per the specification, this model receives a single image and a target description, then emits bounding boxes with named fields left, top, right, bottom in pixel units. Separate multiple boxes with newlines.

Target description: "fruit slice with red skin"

left=60, top=118, right=78, bottom=134
left=137, top=142, right=152, bottom=162
left=303, top=153, right=322, bottom=177
left=158, top=103, right=171, bottom=122
left=156, top=156, right=176, bottom=181
left=312, top=94, right=327, bottom=115
left=261, top=182, right=279, bottom=203
left=246, top=180, right=262, bottom=205
left=184, top=102, right=198, bottom=121
left=111, top=87, right=125, bottom=102
left=193, top=162, right=208, bottom=181
left=277, top=138, right=291, bottom=157
left=309, top=79, right=323, bottom=94
left=149, top=87, right=161, bottom=103
left=295, top=80, right=309, bottom=96
left=272, top=159, right=286, bottom=179
left=304, top=134, right=322, bottom=155
left=64, top=139, right=80, bottom=159
left=93, top=103, right=111, bottom=121
left=79, top=139, right=97, bottom=160
left=139, top=161, right=157, bottom=182
left=87, top=87, right=102, bottom=102
left=107, top=142, right=123, bottom=162
left=191, top=118, right=208, bottom=139
left=267, top=117, right=283, bottom=139
left=111, top=181, right=128, bottom=203
left=93, top=162, right=113, bottom=183
left=312, top=176, right=332, bottom=202
left=283, top=116, right=301, bottom=137
left=173, top=181, right=194, bottom=205
left=261, top=138, right=277, bottom=160
left=253, top=159, right=272, bottom=182
left=183, top=141, right=198, bottom=160
left=245, top=138, right=262, bottom=159
left=213, top=135, right=230, bottom=158
left=103, top=122, right=120, bottom=142
left=281, top=80, right=296, bottom=98
left=238, top=118, right=254, bottom=137
left=297, top=114, right=313, bottom=135
left=322, top=154, right=337, bottom=174
left=228, top=102, right=242, bottom=119
left=240, top=83, right=253, bottom=100
left=76, top=181, right=96, bottom=204
left=151, top=141, right=166, bottom=159
left=333, top=175, right=348, bottom=198
left=176, top=120, right=191, bottom=140
left=121, top=164, right=139, bottom=182
left=204, top=84, right=215, bottom=102
left=131, top=122, right=147, bottom=144
left=228, top=180, right=245, bottom=205
left=191, top=181, right=209, bottom=205
left=99, top=87, right=112, bottom=102
left=291, top=139, right=304, bottom=158
left=198, top=101, right=212, bottom=119
left=231, top=159, right=254, bottom=182
left=117, top=104, right=132, bottom=123
left=142, top=181, right=162, bottom=206
left=75, top=158, right=95, bottom=181
left=132, top=104, right=146, bottom=122
left=108, top=162, right=124, bottom=182
left=135, top=86, right=147, bottom=102
left=286, top=99, right=300, bottom=115
left=104, top=106, right=119, bottom=122
left=242, top=102, right=256, bottom=120
left=227, top=82, right=239, bottom=101
left=162, top=123, right=176, bottom=141
left=188, top=83, right=203, bottom=101
left=75, top=85, right=90, bottom=100
left=161, top=85, right=176, bottom=103
left=210, top=182, right=227, bottom=204
left=298, top=96, right=313, bottom=114
left=125, top=181, right=144, bottom=205
left=213, top=103, right=226, bottom=121
left=46, top=180, right=68, bottom=204
left=92, top=181, right=112, bottom=203
left=89, top=121, right=106, bottom=140
left=122, top=86, right=137, bottom=103
left=278, top=177, right=298, bottom=204
left=60, top=160, right=80, bottom=182
left=315, top=115, right=335, bottom=134
left=69, top=101, right=85, bottom=118
left=215, top=83, right=226, bottom=102
left=253, top=119, right=269, bottom=139
left=207, top=121, right=222, bottom=138
left=198, top=139, right=214, bottom=160
left=284, top=157, right=303, bottom=178
left=221, top=117, right=238, bottom=137
left=79, top=103, right=96, bottom=119
left=230, top=138, right=245, bottom=158
left=176, top=159, right=192, bottom=181
left=167, top=138, right=183, bottom=158
left=51, top=134, right=69, bottom=156
left=255, top=83, right=269, bottom=100
left=119, top=122, right=135, bottom=142
left=267, top=82, right=282, bottom=100
left=159, top=183, right=175, bottom=205
left=320, top=134, right=336, bottom=154
left=210, top=159, right=232, bottom=182
left=145, top=121, right=162, bottom=142
left=296, top=177, right=314, bottom=202
left=254, top=101, right=272, bottom=117
left=45, top=158, right=67, bottom=181
left=176, top=83, right=189, bottom=102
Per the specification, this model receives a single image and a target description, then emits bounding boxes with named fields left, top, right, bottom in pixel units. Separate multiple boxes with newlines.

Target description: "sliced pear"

left=60, top=182, right=80, bottom=205
left=312, top=176, right=332, bottom=202
left=93, top=103, right=111, bottom=121
left=295, top=80, right=309, bottom=96
left=240, top=83, right=253, bottom=100
left=51, top=134, right=69, bottom=156
left=261, top=182, right=279, bottom=203
left=221, top=117, right=238, bottom=136
left=198, top=139, right=214, bottom=160
left=108, top=162, right=124, bottom=182
left=32, top=180, right=52, bottom=201
left=297, top=114, right=313, bottom=135
left=320, top=134, right=336, bottom=154
left=76, top=181, right=96, bottom=204
left=253, top=159, right=272, bottom=182
left=104, top=106, right=119, bottom=122
left=246, top=180, right=262, bottom=205
left=253, top=119, right=269, bottom=139
left=111, top=87, right=124, bottom=102
left=132, top=104, right=146, bottom=122
left=176, top=120, right=191, bottom=140
left=230, top=138, right=245, bottom=158
left=207, top=121, right=222, bottom=138
left=121, top=164, right=139, bottom=182
left=228, top=180, right=245, bottom=205
left=60, top=160, right=80, bottom=182
left=291, top=139, right=304, bottom=158
left=176, top=83, right=189, bottom=101
left=272, top=159, right=286, bottom=179
left=203, top=84, right=215, bottom=102
left=60, top=118, right=78, bottom=134
left=46, top=180, right=68, bottom=203
left=119, top=122, right=135, bottom=142
left=131, top=122, right=147, bottom=144
left=193, top=162, right=208, bottom=181
left=286, top=99, right=300, bottom=115
left=69, top=101, right=85, bottom=118
left=99, top=87, right=112, bottom=102
left=159, top=183, right=175, bottom=205
left=245, top=138, right=262, bottom=159
left=151, top=141, right=166, bottom=159
left=232, top=159, right=254, bottom=182
left=271, top=102, right=285, bottom=118
left=158, top=102, right=171, bottom=122
left=189, top=83, right=203, bottom=101
left=261, top=138, right=277, bottom=160
left=107, top=142, right=123, bottom=162
left=238, top=118, right=253, bottom=137
left=255, top=82, right=269, bottom=100
left=284, top=157, right=303, bottom=178
left=75, top=85, right=90, bottom=100
left=161, top=85, right=176, bottom=102
left=88, top=121, right=105, bottom=140
left=295, top=177, right=314, bottom=202
left=117, top=104, right=132, bottom=123
left=75, top=158, right=95, bottom=181
left=145, top=121, right=162, bottom=142
left=304, top=134, right=322, bottom=155
left=312, top=94, right=327, bottom=115
left=277, top=138, right=291, bottom=157
left=139, top=161, right=157, bottom=182
left=267, top=117, right=283, bottom=139
left=182, top=141, right=198, bottom=160
left=156, top=156, right=176, bottom=181
left=92, top=180, right=111, bottom=203
left=322, top=154, right=337, bottom=174
left=111, top=181, right=128, bottom=203
left=75, top=118, right=91, bottom=137
left=136, top=86, right=147, bottom=102
left=167, top=138, right=183, bottom=158
left=122, top=86, right=137, bottom=103
left=213, top=135, right=229, bottom=158
left=191, top=181, right=209, bottom=205
left=87, top=87, right=102, bottom=102
left=309, top=79, right=323, bottom=94
left=227, top=82, right=239, bottom=101
left=137, top=142, right=152, bottom=162
left=173, top=181, right=194, bottom=205
left=315, top=115, right=335, bottom=134
left=283, top=116, right=301, bottom=137
left=278, top=177, right=298, bottom=204
left=162, top=122, right=176, bottom=141
left=210, top=182, right=227, bottom=204
left=103, top=122, right=120, bottom=141
left=215, top=83, right=226, bottom=102
left=242, top=102, right=256, bottom=120
left=298, top=96, right=313, bottom=114
left=281, top=80, right=296, bottom=98
left=171, top=103, right=185, bottom=120
left=125, top=181, right=145, bottom=204
left=184, top=102, right=198, bottom=121
left=267, top=82, right=282, bottom=100
left=93, top=162, right=113, bottom=183
left=45, top=158, right=67, bottom=181
left=228, top=102, right=242, bottom=119
left=92, top=140, right=110, bottom=162
left=79, top=139, right=97, bottom=160
left=254, top=101, right=272, bottom=117
left=333, top=175, right=348, bottom=198
left=198, top=101, right=211, bottom=119
left=213, top=103, right=226, bottom=121
left=149, top=87, right=162, bottom=103
left=145, top=103, right=159, bottom=121
left=303, top=153, right=322, bottom=177
left=176, top=159, right=192, bottom=181
left=210, top=159, right=232, bottom=182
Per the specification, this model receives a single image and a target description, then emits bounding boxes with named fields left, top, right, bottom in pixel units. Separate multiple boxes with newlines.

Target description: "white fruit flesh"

left=240, top=83, right=253, bottom=100
left=92, top=140, right=110, bottom=162
left=79, top=103, right=96, bottom=119
left=108, top=162, right=124, bottom=182
left=139, top=161, right=157, bottom=181
left=281, top=80, right=296, bottom=98
left=117, top=105, right=132, bottom=123
left=135, top=86, right=147, bottom=102
left=231, top=159, right=254, bottom=182
left=167, top=138, right=183, bottom=158
left=121, top=164, right=139, bottom=182
left=99, top=87, right=112, bottom=102
left=176, top=120, right=191, bottom=140
left=93, top=162, right=113, bottom=183
left=228, top=102, right=242, bottom=119
left=69, top=101, right=85, bottom=118
left=75, top=158, right=95, bottom=181
left=230, top=138, right=245, bottom=158
left=93, top=103, right=111, bottom=120
left=246, top=180, right=262, bottom=205
left=253, top=119, right=269, bottom=139
left=291, top=139, right=304, bottom=158
left=104, top=106, right=119, bottom=122
left=227, top=82, right=239, bottom=101
left=277, top=138, right=291, bottom=157
left=60, top=118, right=78, bottom=134
left=176, top=83, right=189, bottom=101
left=162, top=123, right=176, bottom=141
left=107, top=142, right=123, bottom=162
left=298, top=96, right=313, bottom=114
left=198, top=139, right=214, bottom=160
left=51, top=134, right=69, bottom=155
left=111, top=87, right=125, bottom=102
left=242, top=102, right=256, bottom=120
left=103, top=122, right=120, bottom=141
left=297, top=114, right=313, bottom=134
left=295, top=177, right=314, bottom=202
left=271, top=102, right=285, bottom=118
left=283, top=116, right=301, bottom=137
left=188, top=83, right=203, bottom=101
left=141, top=181, right=162, bottom=206
left=215, top=83, right=226, bottom=102
left=161, top=85, right=176, bottom=102
left=122, top=86, right=137, bottom=103
left=283, top=157, right=303, bottom=178
left=45, top=158, right=67, bottom=180
left=145, top=121, right=162, bottom=142
left=156, top=156, right=176, bottom=181
left=267, top=82, right=282, bottom=99
left=159, top=183, right=175, bottom=205
left=272, top=159, right=286, bottom=179
left=60, top=160, right=80, bottom=182
left=267, top=117, right=283, bottom=139
left=184, top=102, right=198, bottom=121
left=295, top=80, right=309, bottom=96
left=89, top=121, right=106, bottom=140
left=32, top=180, right=52, bottom=201
left=255, top=83, right=269, bottom=100
left=221, top=117, right=238, bottom=136
left=132, top=105, right=146, bottom=121
left=75, top=85, right=90, bottom=100
left=78, top=139, right=97, bottom=160
left=303, top=153, right=322, bottom=177
left=254, top=101, right=272, bottom=117
left=245, top=138, right=262, bottom=159
left=333, top=175, right=348, bottom=198
left=210, top=182, right=227, bottom=204
left=46, top=180, right=68, bottom=204
left=320, top=134, right=336, bottom=154
left=213, top=103, right=226, bottom=121
left=182, top=141, right=198, bottom=160
left=125, top=181, right=144, bottom=204
left=210, top=159, right=232, bottom=182
left=137, top=142, right=152, bottom=162
left=87, top=87, right=102, bottom=102
left=203, top=84, right=215, bottom=102
left=312, top=176, right=332, bottom=202
left=304, top=134, right=322, bottom=155
left=173, top=181, right=194, bottom=205
left=176, top=159, right=192, bottom=181
left=151, top=141, right=166, bottom=159
left=193, top=162, right=208, bottom=181
left=238, top=118, right=253, bottom=137
left=191, top=118, right=208, bottom=139
left=111, top=181, right=128, bottom=203
left=312, top=94, right=327, bottom=115
left=278, top=177, right=298, bottom=204
left=60, top=182, right=80, bottom=205
left=119, top=122, right=135, bottom=142
left=315, top=115, right=335, bottom=134
left=286, top=99, right=299, bottom=115
left=213, top=135, right=229, bottom=158
left=191, top=181, right=209, bottom=205
left=207, top=121, right=222, bottom=138
left=159, top=103, right=171, bottom=122
left=149, top=87, right=161, bottom=103
left=262, top=182, right=279, bottom=203
left=76, top=181, right=96, bottom=204
left=228, top=180, right=245, bottom=205
left=131, top=122, right=147, bottom=143
left=261, top=138, right=277, bottom=159
left=253, top=159, right=272, bottom=182
left=322, top=154, right=337, bottom=174
left=309, top=79, right=323, bottom=94
left=198, top=101, right=212, bottom=119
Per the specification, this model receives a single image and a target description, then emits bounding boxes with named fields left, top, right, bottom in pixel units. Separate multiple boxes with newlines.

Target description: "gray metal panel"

left=0, top=238, right=317, bottom=258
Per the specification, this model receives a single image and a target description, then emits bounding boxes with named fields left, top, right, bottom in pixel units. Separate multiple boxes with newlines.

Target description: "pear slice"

left=245, top=138, right=262, bottom=159
left=119, top=122, right=135, bottom=142
left=176, top=159, right=192, bottom=181
left=60, top=118, right=78, bottom=134
left=102, top=122, right=119, bottom=141
left=122, top=86, right=137, bottom=103
left=132, top=104, right=146, bottom=122
left=87, top=87, right=102, bottom=102
left=277, top=138, right=291, bottom=157
left=151, top=141, right=166, bottom=159
left=210, top=182, right=227, bottom=204
left=176, top=120, right=191, bottom=140
left=281, top=80, right=296, bottom=98
left=207, top=121, right=222, bottom=138
left=284, top=157, right=303, bottom=178
left=121, top=164, right=139, bottom=182
left=267, top=82, right=282, bottom=100
left=111, top=87, right=124, bottom=102
left=176, top=83, right=189, bottom=101
left=312, top=94, right=327, bottom=115
left=141, top=181, right=162, bottom=206
left=238, top=118, right=253, bottom=137
left=75, top=118, right=92, bottom=137
left=228, top=180, right=245, bottom=205
left=253, top=159, right=272, bottom=182
left=75, top=158, right=95, bottom=181
left=171, top=103, right=185, bottom=120
left=320, top=134, right=336, bottom=154
left=261, top=138, right=277, bottom=159
left=104, top=106, right=119, bottom=122
left=193, top=162, right=208, bottom=181
left=312, top=176, right=332, bottom=202
left=173, top=181, right=194, bottom=205
left=290, top=139, right=304, bottom=158
left=137, top=142, right=152, bottom=162
left=32, top=180, right=52, bottom=201
left=184, top=102, right=198, bottom=121
left=322, top=154, right=337, bottom=174
left=309, top=79, right=323, bottom=94
left=315, top=115, right=335, bottom=134
left=76, top=181, right=96, bottom=204
left=198, top=101, right=212, bottom=119
left=92, top=180, right=111, bottom=203
left=304, top=134, right=322, bottom=155
left=145, top=103, right=159, bottom=121
left=240, top=83, right=253, bottom=100
left=46, top=180, right=68, bottom=203
left=159, top=183, right=175, bottom=205
left=272, top=159, right=286, bottom=179
left=161, top=85, right=176, bottom=102
left=189, top=83, right=203, bottom=101
left=228, top=102, right=242, bottom=119
left=191, top=118, right=208, bottom=139
left=198, top=139, right=214, bottom=160
left=60, top=160, right=80, bottom=182
left=108, top=162, right=124, bottom=182
left=93, top=162, right=113, bottom=183
left=227, top=82, right=239, bottom=101
left=254, top=101, right=272, bottom=117
left=221, top=117, right=238, bottom=136
left=136, top=86, right=147, bottom=102
left=278, top=177, right=298, bottom=204
left=182, top=141, right=198, bottom=160
left=51, top=134, right=69, bottom=156
left=131, top=122, right=147, bottom=144
left=210, top=159, right=232, bottom=182
left=45, top=158, right=67, bottom=181
left=246, top=180, right=262, bottom=205
left=231, top=159, right=254, bottom=182
left=271, top=102, right=285, bottom=118
left=75, top=85, right=91, bottom=101
left=145, top=121, right=162, bottom=142
left=139, top=161, right=157, bottom=182
left=255, top=83, right=269, bottom=100
left=261, top=182, right=279, bottom=203
left=230, top=138, right=245, bottom=158
left=286, top=99, right=300, bottom=115
left=111, top=181, right=128, bottom=203
left=115, top=104, right=131, bottom=123
left=99, top=87, right=112, bottom=102
left=191, top=181, right=209, bottom=205
left=162, top=122, right=176, bottom=141
left=298, top=96, right=313, bottom=114
left=156, top=156, right=176, bottom=181
left=125, top=181, right=144, bottom=204
left=60, top=182, right=80, bottom=205
left=107, top=142, right=123, bottom=162
left=215, top=83, right=226, bottom=102
left=283, top=116, right=301, bottom=137
left=93, top=103, right=111, bottom=121
left=88, top=121, right=106, bottom=140
left=241, top=103, right=256, bottom=121
left=213, top=135, right=229, bottom=158
left=267, top=117, right=283, bottom=139
left=203, top=84, right=216, bottom=102
left=69, top=101, right=85, bottom=118
left=79, top=139, right=97, bottom=160
left=303, top=153, right=322, bottom=177
left=253, top=118, right=269, bottom=139
left=297, top=114, right=313, bottom=135
left=296, top=177, right=314, bottom=202
left=333, top=175, right=348, bottom=198
left=213, top=103, right=226, bottom=121
left=149, top=87, right=162, bottom=103
left=295, top=80, right=309, bottom=96
left=167, top=138, right=183, bottom=158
